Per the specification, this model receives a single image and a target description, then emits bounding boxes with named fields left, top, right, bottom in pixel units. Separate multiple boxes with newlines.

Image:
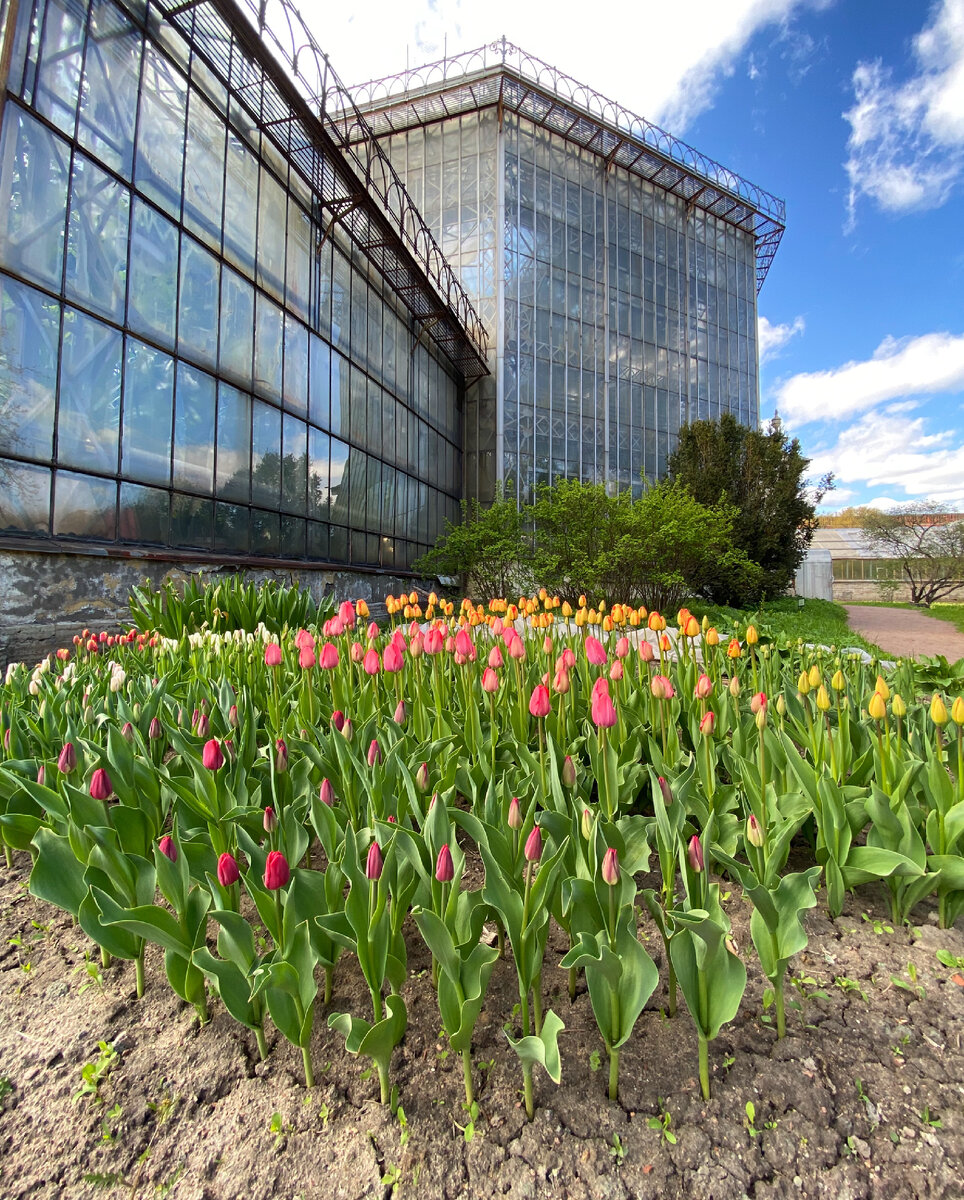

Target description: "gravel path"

left=844, top=604, right=964, bottom=660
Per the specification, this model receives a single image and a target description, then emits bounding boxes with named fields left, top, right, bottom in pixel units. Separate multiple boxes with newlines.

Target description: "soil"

left=1, top=850, right=963, bottom=1200
left=843, top=606, right=964, bottom=663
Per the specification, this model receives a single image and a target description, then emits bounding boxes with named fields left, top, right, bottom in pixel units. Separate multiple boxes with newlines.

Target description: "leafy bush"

left=128, top=576, right=334, bottom=638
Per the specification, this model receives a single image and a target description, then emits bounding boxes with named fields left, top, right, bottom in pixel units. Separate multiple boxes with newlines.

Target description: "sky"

left=294, top=0, right=964, bottom=514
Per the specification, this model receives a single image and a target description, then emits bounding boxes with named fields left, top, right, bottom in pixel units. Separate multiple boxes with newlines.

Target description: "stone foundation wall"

left=832, top=580, right=964, bottom=604
left=0, top=545, right=437, bottom=668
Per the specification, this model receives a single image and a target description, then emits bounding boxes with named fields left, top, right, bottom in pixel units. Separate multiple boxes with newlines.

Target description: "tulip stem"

left=522, top=1063, right=534, bottom=1121
left=774, top=971, right=786, bottom=1040
left=698, top=1033, right=710, bottom=1101
left=608, top=1046, right=619, bottom=1103
left=302, top=1045, right=315, bottom=1090
left=568, top=964, right=578, bottom=1001
left=533, top=974, right=543, bottom=1036
left=101, top=947, right=112, bottom=972
left=135, top=952, right=145, bottom=999
left=255, top=1025, right=268, bottom=1060
left=462, top=1048, right=474, bottom=1108
left=3, top=845, right=11, bottom=869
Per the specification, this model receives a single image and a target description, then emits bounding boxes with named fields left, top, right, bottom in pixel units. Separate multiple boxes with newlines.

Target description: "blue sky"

left=298, top=0, right=964, bottom=513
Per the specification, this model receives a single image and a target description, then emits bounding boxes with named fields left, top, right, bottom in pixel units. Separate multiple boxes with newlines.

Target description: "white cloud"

left=807, top=406, right=964, bottom=506
left=773, top=331, right=964, bottom=426
left=759, top=314, right=805, bottom=363
left=296, top=0, right=828, bottom=133
left=844, top=0, right=964, bottom=222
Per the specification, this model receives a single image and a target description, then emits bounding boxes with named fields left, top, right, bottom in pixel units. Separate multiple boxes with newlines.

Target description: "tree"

left=414, top=484, right=529, bottom=601
left=668, top=413, right=833, bottom=605
left=858, top=503, right=964, bottom=607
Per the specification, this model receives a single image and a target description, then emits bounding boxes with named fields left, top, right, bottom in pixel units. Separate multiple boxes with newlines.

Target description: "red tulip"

left=57, top=742, right=77, bottom=773
left=435, top=843, right=454, bottom=883
left=366, top=841, right=383, bottom=881
left=688, top=835, right=704, bottom=873
left=216, top=852, right=240, bottom=886
left=202, top=738, right=224, bottom=770
left=331, top=710, right=345, bottom=732
left=264, top=850, right=290, bottom=890
left=158, top=835, right=177, bottom=862
left=89, top=768, right=112, bottom=800
left=524, top=825, right=543, bottom=863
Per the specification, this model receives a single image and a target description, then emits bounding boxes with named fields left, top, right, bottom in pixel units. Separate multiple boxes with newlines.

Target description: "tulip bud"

left=148, top=716, right=163, bottom=741
left=601, top=847, right=619, bottom=886
left=507, top=796, right=523, bottom=830
left=217, top=852, right=240, bottom=887
left=263, top=806, right=278, bottom=834
left=553, top=666, right=570, bottom=693
left=867, top=691, right=887, bottom=722
left=529, top=684, right=551, bottom=718
left=264, top=850, right=290, bottom=890
left=931, top=693, right=949, bottom=726
left=367, top=738, right=382, bottom=767
left=562, top=755, right=576, bottom=788
left=727, top=638, right=742, bottom=659
left=815, top=685, right=831, bottom=713
left=688, top=834, right=704, bottom=873
left=609, top=659, right=624, bottom=682
left=319, top=778, right=334, bottom=807
left=745, top=625, right=758, bottom=646
left=891, top=692, right=906, bottom=718
left=89, top=768, right=112, bottom=800
left=341, top=718, right=353, bottom=742
left=728, top=676, right=741, bottom=698
left=524, top=825, right=543, bottom=863
left=695, top=674, right=713, bottom=700
left=797, top=670, right=810, bottom=696
left=581, top=807, right=594, bottom=840
left=750, top=692, right=767, bottom=715
left=331, top=710, right=345, bottom=732
left=875, top=674, right=891, bottom=702
left=776, top=695, right=787, bottom=717
left=264, top=643, right=282, bottom=667
left=755, top=707, right=767, bottom=730
left=481, top=667, right=499, bottom=693
left=746, top=814, right=764, bottom=847
left=639, top=640, right=655, bottom=663
left=36, top=763, right=45, bottom=786
left=830, top=669, right=845, bottom=692
left=58, top=742, right=77, bottom=773
left=366, top=840, right=383, bottom=881
left=202, top=738, right=225, bottom=770
left=275, top=738, right=288, bottom=773
left=808, top=664, right=822, bottom=688
left=952, top=696, right=964, bottom=726
left=435, top=843, right=454, bottom=883
left=393, top=699, right=407, bottom=724
left=158, top=835, right=177, bottom=862
left=699, top=710, right=715, bottom=736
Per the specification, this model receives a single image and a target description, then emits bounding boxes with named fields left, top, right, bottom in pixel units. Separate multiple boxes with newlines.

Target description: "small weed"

left=100, top=1101, right=122, bottom=1142
left=745, top=1100, right=760, bottom=1138
left=589, top=1049, right=602, bottom=1072
left=268, top=1111, right=293, bottom=1150
left=833, top=976, right=868, bottom=1002
left=73, top=1041, right=118, bottom=1105
left=317, top=1100, right=332, bottom=1129
left=0, top=1076, right=13, bottom=1102
left=609, top=1132, right=626, bottom=1165
left=936, top=948, right=964, bottom=969
left=455, top=1099, right=479, bottom=1143
left=396, top=1103, right=410, bottom=1148
left=647, top=1098, right=677, bottom=1144
left=861, top=912, right=894, bottom=935
left=382, top=1163, right=402, bottom=1194
left=890, top=963, right=925, bottom=1000
left=475, top=1057, right=495, bottom=1074
left=72, top=951, right=105, bottom=995
left=919, top=1106, right=943, bottom=1129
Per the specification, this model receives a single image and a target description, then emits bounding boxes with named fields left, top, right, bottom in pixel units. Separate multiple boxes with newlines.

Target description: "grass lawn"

left=685, top=596, right=884, bottom=655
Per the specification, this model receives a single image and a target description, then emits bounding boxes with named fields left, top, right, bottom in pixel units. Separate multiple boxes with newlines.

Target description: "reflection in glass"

left=281, top=514, right=305, bottom=558
left=183, top=88, right=225, bottom=250
left=59, top=307, right=121, bottom=473
left=34, top=0, right=86, bottom=137
left=0, top=460, right=50, bottom=533
left=216, top=383, right=250, bottom=502
left=128, top=198, right=177, bottom=346
left=0, top=107, right=70, bottom=289
left=120, top=482, right=169, bottom=543
left=54, top=469, right=116, bottom=538
left=214, top=501, right=248, bottom=553
left=281, top=412, right=306, bottom=513
left=309, top=335, right=330, bottom=429
left=283, top=316, right=307, bottom=415
left=254, top=294, right=283, bottom=401
left=219, top=266, right=254, bottom=386
left=77, top=0, right=140, bottom=179
left=0, top=276, right=59, bottom=460
left=250, top=507, right=280, bottom=555
left=178, top=235, right=219, bottom=368
left=251, top=399, right=280, bottom=508
left=329, top=438, right=349, bottom=525
left=171, top=494, right=212, bottom=548
left=308, top=426, right=329, bottom=520
left=257, top=167, right=286, bottom=298
left=173, top=362, right=215, bottom=492
left=286, top=200, right=310, bottom=321
left=223, top=131, right=259, bottom=276
left=135, top=43, right=187, bottom=217
left=307, top=519, right=329, bottom=561
left=123, top=340, right=173, bottom=485
left=330, top=347, right=348, bottom=438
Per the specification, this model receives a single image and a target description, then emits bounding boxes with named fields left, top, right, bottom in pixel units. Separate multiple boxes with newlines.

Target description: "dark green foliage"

left=668, top=413, right=829, bottom=605
left=414, top=485, right=529, bottom=601
left=128, top=576, right=334, bottom=638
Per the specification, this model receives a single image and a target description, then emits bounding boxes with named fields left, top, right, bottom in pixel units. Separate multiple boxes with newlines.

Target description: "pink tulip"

left=264, top=643, right=282, bottom=667
left=455, top=629, right=473, bottom=658
left=58, top=742, right=77, bottom=773
left=688, top=835, right=704, bottom=873
left=424, top=629, right=444, bottom=656
left=319, top=778, right=334, bottom=806
left=507, top=797, right=522, bottom=829
left=529, top=684, right=551, bottom=718
left=383, top=643, right=403, bottom=673
left=609, top=660, right=624, bottom=681
left=202, top=738, right=224, bottom=770
left=524, top=825, right=543, bottom=863
left=750, top=692, right=768, bottom=715
left=367, top=738, right=382, bottom=767
left=591, top=687, right=618, bottom=728
left=639, top=641, right=655, bottom=663
left=507, top=635, right=526, bottom=661
left=615, top=637, right=630, bottom=659
left=320, top=642, right=339, bottom=670
left=699, top=710, right=716, bottom=736
left=435, top=844, right=454, bottom=883
left=299, top=645, right=316, bottom=669
left=363, top=648, right=380, bottom=675
left=367, top=621, right=379, bottom=641
left=602, top=848, right=619, bottom=886
left=89, top=768, right=112, bottom=800
left=350, top=641, right=364, bottom=663
left=263, top=806, right=278, bottom=833
left=482, top=667, right=500, bottom=693
left=560, top=647, right=576, bottom=670
left=158, top=835, right=177, bottom=862
left=488, top=644, right=504, bottom=670
left=393, top=700, right=407, bottom=724
left=294, top=628, right=314, bottom=650
left=585, top=636, right=607, bottom=665
left=695, top=674, right=713, bottom=700
left=338, top=600, right=356, bottom=629
left=217, top=852, right=240, bottom=886
left=651, top=675, right=675, bottom=700
left=366, top=841, right=383, bottom=881
left=553, top=666, right=570, bottom=693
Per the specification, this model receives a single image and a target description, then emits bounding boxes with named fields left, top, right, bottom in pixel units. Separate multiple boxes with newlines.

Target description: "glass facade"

left=0, top=0, right=466, bottom=570
left=384, top=109, right=759, bottom=503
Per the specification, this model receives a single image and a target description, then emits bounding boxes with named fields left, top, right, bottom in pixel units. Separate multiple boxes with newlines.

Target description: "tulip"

left=524, top=825, right=543, bottom=863
left=750, top=692, right=767, bottom=715
left=393, top=700, right=407, bottom=724
left=776, top=695, right=787, bottom=717
left=695, top=673, right=713, bottom=700
left=341, top=718, right=353, bottom=741
left=815, top=685, right=831, bottom=713
left=727, top=638, right=741, bottom=659
left=299, top=645, right=316, bottom=669
left=36, top=764, right=45, bottom=786
left=529, top=684, right=550, bottom=719
left=58, top=742, right=77, bottom=773
left=609, top=660, right=623, bottom=681
left=366, top=840, right=383, bottom=881
left=562, top=755, right=576, bottom=788
left=683, top=615, right=700, bottom=638
left=729, top=676, right=741, bottom=698
left=639, top=640, right=655, bottom=663
left=487, top=645, right=504, bottom=670
left=699, top=710, right=715, bottom=736
left=319, top=642, right=339, bottom=670
left=745, top=625, right=758, bottom=645
left=868, top=691, right=887, bottom=722
left=339, top=600, right=356, bottom=628
left=264, top=850, right=290, bottom=890
left=651, top=674, right=674, bottom=700
left=383, top=643, right=403, bottom=673
left=217, top=852, right=240, bottom=887
left=615, top=636, right=630, bottom=659
left=507, top=796, right=523, bottom=830
left=808, top=664, right=822, bottom=688
left=435, top=844, right=454, bottom=883
left=158, top=835, right=177, bottom=862
left=705, top=627, right=720, bottom=646
left=601, top=847, right=619, bottom=887
left=953, top=696, right=964, bottom=726
left=830, top=669, right=845, bottom=692
left=797, top=670, right=810, bottom=695
left=658, top=776, right=674, bottom=808
left=874, top=674, right=891, bottom=702
left=592, top=686, right=618, bottom=728
left=275, top=738, right=288, bottom=773
left=202, top=738, right=224, bottom=770
left=363, top=648, right=380, bottom=675
left=560, top=647, right=576, bottom=670
left=931, top=693, right=949, bottom=726
left=89, top=768, right=112, bottom=800
left=581, top=807, right=594, bottom=840
left=688, top=834, right=704, bottom=873
left=264, top=643, right=282, bottom=667
left=585, top=636, right=607, bottom=665
left=482, top=667, right=499, bottom=693
left=746, top=814, right=764, bottom=848
left=331, top=710, right=345, bottom=732
left=367, top=738, right=382, bottom=767
left=415, top=762, right=430, bottom=792
left=755, top=707, right=767, bottom=730
left=455, top=629, right=473, bottom=658
left=507, top=634, right=526, bottom=661
left=356, top=599, right=369, bottom=619
left=367, top=621, right=379, bottom=641
left=350, top=641, right=364, bottom=663
left=263, top=806, right=278, bottom=833
left=319, top=778, right=334, bottom=806
left=196, top=713, right=210, bottom=738
left=120, top=721, right=134, bottom=742
left=553, top=666, right=570, bottom=693
left=892, top=693, right=907, bottom=718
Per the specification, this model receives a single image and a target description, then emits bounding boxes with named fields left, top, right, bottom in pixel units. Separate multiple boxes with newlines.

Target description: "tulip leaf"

left=29, top=827, right=87, bottom=918
left=193, top=946, right=260, bottom=1030
left=504, top=1009, right=565, bottom=1084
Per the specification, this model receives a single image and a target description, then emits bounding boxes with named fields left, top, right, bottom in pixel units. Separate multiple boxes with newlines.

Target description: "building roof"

left=155, top=0, right=490, bottom=380
left=348, top=38, right=786, bottom=292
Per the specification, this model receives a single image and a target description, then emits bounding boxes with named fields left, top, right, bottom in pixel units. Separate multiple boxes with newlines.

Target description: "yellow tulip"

left=705, top=627, right=720, bottom=646
left=831, top=670, right=845, bottom=692
left=562, top=601, right=573, bottom=618
left=952, top=696, right=964, bottom=726
left=797, top=670, right=810, bottom=695
left=808, top=665, right=822, bottom=688
left=745, top=624, right=758, bottom=645
left=892, top=694, right=907, bottom=718
left=815, top=685, right=831, bottom=712
left=930, top=693, right=949, bottom=726
left=875, top=674, right=891, bottom=702
left=867, top=691, right=887, bottom=722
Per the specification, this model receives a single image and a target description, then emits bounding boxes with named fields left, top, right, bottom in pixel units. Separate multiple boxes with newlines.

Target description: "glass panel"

left=330, top=248, right=350, bottom=352
left=0, top=460, right=50, bottom=533
left=119, top=481, right=168, bottom=543
left=214, top=501, right=248, bottom=553
left=282, top=412, right=306, bottom=514
left=308, top=426, right=329, bottom=520
left=0, top=276, right=59, bottom=460
left=128, top=198, right=177, bottom=346
left=349, top=450, right=367, bottom=529
left=308, top=334, right=330, bottom=429
left=222, top=129, right=258, bottom=276
left=219, top=265, right=254, bottom=387
left=283, top=316, right=307, bottom=415
left=216, top=383, right=250, bottom=501
left=58, top=306, right=121, bottom=473
left=170, top=494, right=212, bottom=548
left=330, top=347, right=348, bottom=438
left=257, top=167, right=286, bottom=297
left=281, top=514, right=305, bottom=558
left=250, top=507, right=279, bottom=555
left=329, top=522, right=347, bottom=563
left=329, top=437, right=348, bottom=525
left=286, top=198, right=310, bottom=320
left=350, top=366, right=367, bottom=449
left=182, top=88, right=225, bottom=249
left=122, top=339, right=173, bottom=485
left=307, top=520, right=328, bottom=560
left=254, top=293, right=283, bottom=401
left=173, top=362, right=215, bottom=492
left=53, top=469, right=116, bottom=538
left=135, top=42, right=187, bottom=217
left=0, top=107, right=70, bottom=289
left=178, top=235, right=219, bottom=368
left=77, top=0, right=141, bottom=178
left=251, top=399, right=280, bottom=508
left=65, top=153, right=130, bottom=320
left=34, top=0, right=87, bottom=137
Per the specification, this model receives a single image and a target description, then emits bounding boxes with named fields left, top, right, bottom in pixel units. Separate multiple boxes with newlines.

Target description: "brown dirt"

left=844, top=606, right=964, bottom=661
left=1, top=855, right=963, bottom=1200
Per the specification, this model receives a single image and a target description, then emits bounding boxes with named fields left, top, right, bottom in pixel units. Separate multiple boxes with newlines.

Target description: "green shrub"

left=128, top=576, right=334, bottom=638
